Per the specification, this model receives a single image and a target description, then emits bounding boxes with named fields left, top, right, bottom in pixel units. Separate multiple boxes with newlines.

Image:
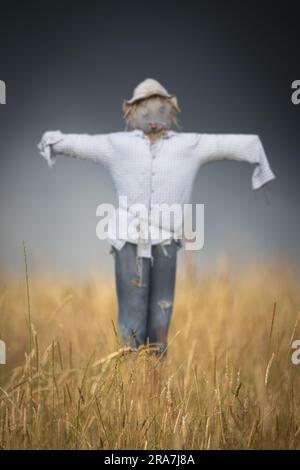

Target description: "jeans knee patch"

left=130, top=278, right=147, bottom=288
left=158, top=299, right=173, bottom=311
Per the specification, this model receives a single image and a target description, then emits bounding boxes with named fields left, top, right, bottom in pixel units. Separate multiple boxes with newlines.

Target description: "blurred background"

left=0, top=0, right=299, bottom=278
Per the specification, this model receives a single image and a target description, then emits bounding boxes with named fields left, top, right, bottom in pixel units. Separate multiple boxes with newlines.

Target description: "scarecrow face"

left=132, top=95, right=173, bottom=134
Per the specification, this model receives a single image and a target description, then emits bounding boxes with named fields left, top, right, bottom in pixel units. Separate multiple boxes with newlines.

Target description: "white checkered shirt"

left=38, top=129, right=276, bottom=258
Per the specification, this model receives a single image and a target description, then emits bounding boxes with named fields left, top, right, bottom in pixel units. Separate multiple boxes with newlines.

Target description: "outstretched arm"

left=38, top=130, right=112, bottom=168
left=198, top=134, right=276, bottom=190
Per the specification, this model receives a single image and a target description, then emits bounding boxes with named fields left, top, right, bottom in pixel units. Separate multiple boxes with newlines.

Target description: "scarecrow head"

left=123, top=78, right=181, bottom=134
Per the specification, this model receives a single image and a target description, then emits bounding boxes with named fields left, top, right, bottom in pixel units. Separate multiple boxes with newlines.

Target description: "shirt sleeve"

left=198, top=133, right=276, bottom=190
left=38, top=130, right=112, bottom=168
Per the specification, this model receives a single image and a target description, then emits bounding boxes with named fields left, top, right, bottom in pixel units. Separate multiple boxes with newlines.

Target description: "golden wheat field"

left=0, top=254, right=300, bottom=450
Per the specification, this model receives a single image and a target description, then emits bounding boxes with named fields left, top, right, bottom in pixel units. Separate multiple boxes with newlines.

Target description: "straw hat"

left=124, top=78, right=180, bottom=112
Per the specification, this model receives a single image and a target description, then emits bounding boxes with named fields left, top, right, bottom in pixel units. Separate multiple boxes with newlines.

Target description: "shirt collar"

left=128, top=129, right=178, bottom=139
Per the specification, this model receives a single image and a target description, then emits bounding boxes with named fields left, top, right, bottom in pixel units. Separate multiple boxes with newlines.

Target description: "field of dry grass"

left=0, top=254, right=300, bottom=450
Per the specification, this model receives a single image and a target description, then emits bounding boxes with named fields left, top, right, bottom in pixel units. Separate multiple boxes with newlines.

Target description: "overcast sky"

left=0, top=0, right=299, bottom=278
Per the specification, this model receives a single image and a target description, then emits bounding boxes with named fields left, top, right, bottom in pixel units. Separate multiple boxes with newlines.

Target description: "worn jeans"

left=111, top=240, right=179, bottom=356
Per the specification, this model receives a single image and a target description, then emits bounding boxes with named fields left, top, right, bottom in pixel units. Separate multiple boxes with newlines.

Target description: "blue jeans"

left=111, top=240, right=179, bottom=356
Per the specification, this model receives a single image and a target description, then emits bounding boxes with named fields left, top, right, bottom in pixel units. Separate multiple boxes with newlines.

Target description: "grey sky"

left=0, top=1, right=299, bottom=277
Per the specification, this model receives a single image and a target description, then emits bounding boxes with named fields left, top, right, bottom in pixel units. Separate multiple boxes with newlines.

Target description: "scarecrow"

left=38, top=78, right=276, bottom=356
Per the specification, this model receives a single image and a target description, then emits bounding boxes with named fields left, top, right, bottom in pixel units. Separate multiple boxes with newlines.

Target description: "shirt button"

left=152, top=171, right=155, bottom=176
left=152, top=189, right=155, bottom=193
left=152, top=155, right=156, bottom=159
